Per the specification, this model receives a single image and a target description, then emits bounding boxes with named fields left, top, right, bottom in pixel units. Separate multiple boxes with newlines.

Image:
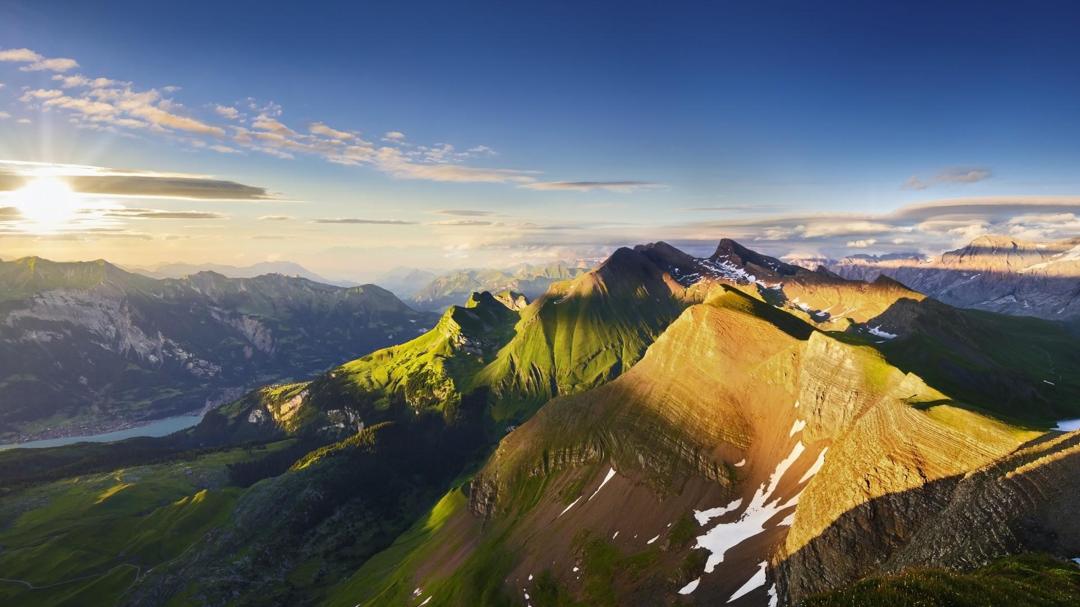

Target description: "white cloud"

left=0, top=48, right=41, bottom=62
left=846, top=238, right=877, bottom=248
left=213, top=104, right=240, bottom=120
left=0, top=48, right=79, bottom=72
left=309, top=122, right=354, bottom=140
left=1, top=48, right=654, bottom=191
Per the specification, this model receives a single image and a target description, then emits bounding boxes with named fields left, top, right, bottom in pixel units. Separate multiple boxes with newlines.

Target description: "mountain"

left=0, top=257, right=436, bottom=442
left=410, top=262, right=588, bottom=311
left=1, top=239, right=1079, bottom=607
left=132, top=260, right=357, bottom=286
left=374, top=267, right=440, bottom=299
left=336, top=283, right=1080, bottom=606
left=809, top=235, right=1080, bottom=321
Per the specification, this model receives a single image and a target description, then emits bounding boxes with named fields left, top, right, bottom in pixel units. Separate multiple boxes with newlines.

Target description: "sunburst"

left=8, top=176, right=83, bottom=233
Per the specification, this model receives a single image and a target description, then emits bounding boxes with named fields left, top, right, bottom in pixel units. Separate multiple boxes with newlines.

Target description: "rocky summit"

left=1, top=238, right=1078, bottom=607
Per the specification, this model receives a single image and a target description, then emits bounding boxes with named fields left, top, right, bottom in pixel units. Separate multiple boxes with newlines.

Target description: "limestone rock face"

left=776, top=431, right=1080, bottom=604
left=823, top=235, right=1080, bottom=320
left=0, top=257, right=433, bottom=442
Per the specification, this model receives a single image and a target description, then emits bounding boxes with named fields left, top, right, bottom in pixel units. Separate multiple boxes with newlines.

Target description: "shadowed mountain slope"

left=331, top=284, right=1076, bottom=606
left=0, top=257, right=435, bottom=442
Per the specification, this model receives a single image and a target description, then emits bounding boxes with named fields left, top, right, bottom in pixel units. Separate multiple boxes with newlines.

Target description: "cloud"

left=522, top=180, right=661, bottom=192
left=27, top=80, right=226, bottom=136
left=846, top=238, right=877, bottom=248
left=435, top=209, right=495, bottom=217
left=309, top=122, right=354, bottom=141
left=52, top=74, right=123, bottom=89
left=0, top=48, right=78, bottom=72
left=104, top=208, right=226, bottom=219
left=0, top=160, right=275, bottom=201
left=259, top=215, right=293, bottom=221
left=314, top=218, right=417, bottom=225
left=661, top=195, right=1080, bottom=258
left=0, top=48, right=41, bottom=62
left=432, top=219, right=493, bottom=226
left=0, top=112, right=9, bottom=120
left=903, top=167, right=992, bottom=190
left=213, top=105, right=240, bottom=120
left=371, top=146, right=537, bottom=184
left=683, top=204, right=788, bottom=212
left=0, top=48, right=663, bottom=192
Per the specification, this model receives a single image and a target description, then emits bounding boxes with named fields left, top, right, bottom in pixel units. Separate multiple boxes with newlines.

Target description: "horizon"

left=2, top=1, right=1080, bottom=281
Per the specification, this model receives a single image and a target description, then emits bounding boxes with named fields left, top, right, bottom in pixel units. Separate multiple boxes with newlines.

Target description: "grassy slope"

left=0, top=442, right=293, bottom=606
left=329, top=286, right=1058, bottom=607
left=867, top=298, right=1080, bottom=425
left=801, top=554, right=1080, bottom=607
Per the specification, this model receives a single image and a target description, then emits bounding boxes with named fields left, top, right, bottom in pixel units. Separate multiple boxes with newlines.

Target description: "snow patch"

left=734, top=458, right=746, bottom=467
left=557, top=496, right=582, bottom=518
left=678, top=577, right=701, bottom=595
left=647, top=534, right=660, bottom=545
left=867, top=325, right=897, bottom=340
left=1055, top=419, right=1080, bottom=432
left=788, top=419, right=806, bottom=436
left=588, top=467, right=617, bottom=501
left=798, top=447, right=828, bottom=484
left=694, top=498, right=743, bottom=525
left=727, top=561, right=767, bottom=603
left=695, top=441, right=805, bottom=574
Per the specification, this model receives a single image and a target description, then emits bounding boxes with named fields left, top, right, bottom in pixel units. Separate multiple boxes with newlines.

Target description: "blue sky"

left=0, top=0, right=1079, bottom=279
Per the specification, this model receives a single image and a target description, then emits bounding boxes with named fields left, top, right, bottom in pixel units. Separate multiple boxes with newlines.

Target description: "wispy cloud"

left=258, top=215, right=293, bottom=221
left=104, top=208, right=226, bottom=219
left=522, top=180, right=661, bottom=192
left=0, top=48, right=78, bottom=72
left=902, top=167, right=992, bottom=190
left=0, top=160, right=275, bottom=201
left=431, top=219, right=493, bottom=226
left=435, top=209, right=496, bottom=217
left=212, top=104, right=240, bottom=120
left=313, top=218, right=417, bottom=225
left=0, top=47, right=654, bottom=191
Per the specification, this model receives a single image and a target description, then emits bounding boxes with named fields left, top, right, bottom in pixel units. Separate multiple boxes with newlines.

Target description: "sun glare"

left=9, top=176, right=82, bottom=232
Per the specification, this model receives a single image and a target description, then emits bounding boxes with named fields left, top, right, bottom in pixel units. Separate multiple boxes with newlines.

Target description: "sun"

left=9, top=176, right=82, bottom=231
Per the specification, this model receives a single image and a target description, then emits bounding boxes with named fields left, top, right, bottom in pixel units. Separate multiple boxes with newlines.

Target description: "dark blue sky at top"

left=5, top=1, right=1080, bottom=197
left=1, top=0, right=1079, bottom=273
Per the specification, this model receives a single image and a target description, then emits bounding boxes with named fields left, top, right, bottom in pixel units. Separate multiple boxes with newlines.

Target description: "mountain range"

left=790, top=234, right=1080, bottom=322
left=0, top=257, right=436, bottom=442
left=408, top=262, right=588, bottom=312
left=129, top=260, right=359, bottom=287
left=0, top=238, right=1078, bottom=606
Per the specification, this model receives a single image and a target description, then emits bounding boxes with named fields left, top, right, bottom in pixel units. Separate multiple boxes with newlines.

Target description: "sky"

left=0, top=0, right=1079, bottom=280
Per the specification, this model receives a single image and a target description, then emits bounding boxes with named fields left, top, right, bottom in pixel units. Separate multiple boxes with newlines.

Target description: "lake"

left=0, top=413, right=204, bottom=451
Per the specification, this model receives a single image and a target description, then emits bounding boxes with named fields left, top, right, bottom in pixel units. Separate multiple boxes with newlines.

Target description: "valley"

left=1, top=238, right=1077, bottom=606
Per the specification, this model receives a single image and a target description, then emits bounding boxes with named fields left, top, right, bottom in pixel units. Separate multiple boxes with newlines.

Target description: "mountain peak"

left=711, top=238, right=801, bottom=277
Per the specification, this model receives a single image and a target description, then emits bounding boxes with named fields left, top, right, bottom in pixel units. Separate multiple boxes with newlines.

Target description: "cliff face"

left=825, top=235, right=1080, bottom=321
left=433, top=286, right=1052, bottom=606
left=0, top=259, right=434, bottom=442
left=777, top=431, right=1080, bottom=604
